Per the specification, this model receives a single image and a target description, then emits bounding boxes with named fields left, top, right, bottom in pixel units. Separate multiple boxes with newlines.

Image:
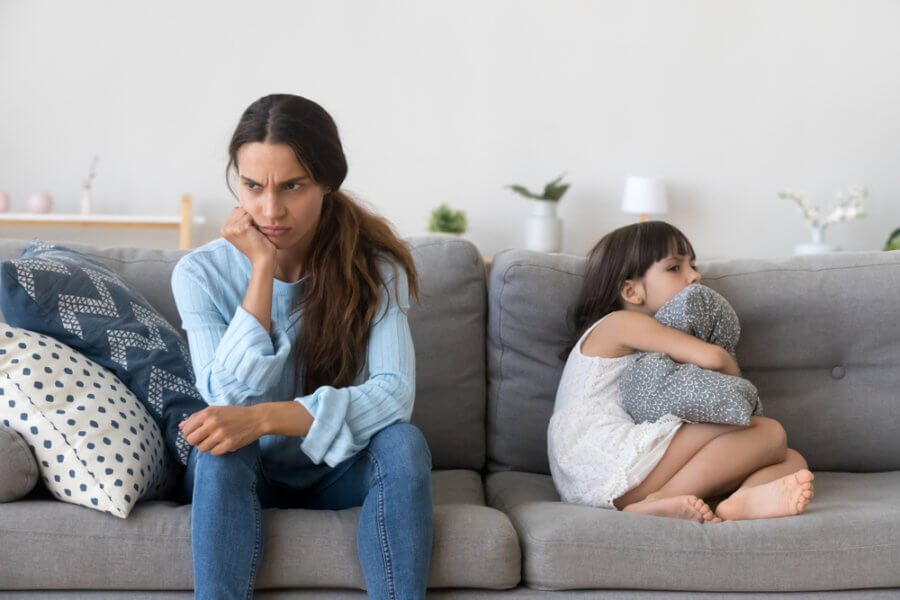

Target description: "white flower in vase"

left=81, top=155, right=99, bottom=215
left=779, top=185, right=867, bottom=255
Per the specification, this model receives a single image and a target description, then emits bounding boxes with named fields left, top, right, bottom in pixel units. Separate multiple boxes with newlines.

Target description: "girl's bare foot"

left=623, top=493, right=720, bottom=523
left=715, top=469, right=815, bottom=521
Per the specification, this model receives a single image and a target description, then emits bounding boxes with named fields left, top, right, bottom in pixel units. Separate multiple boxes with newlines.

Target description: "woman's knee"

left=192, top=439, right=263, bottom=482
left=367, top=422, right=432, bottom=482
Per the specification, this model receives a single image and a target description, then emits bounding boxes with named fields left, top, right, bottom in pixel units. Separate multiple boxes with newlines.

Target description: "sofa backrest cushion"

left=486, top=248, right=900, bottom=474
left=0, top=235, right=487, bottom=471
left=405, top=236, right=486, bottom=470
left=0, top=424, right=38, bottom=502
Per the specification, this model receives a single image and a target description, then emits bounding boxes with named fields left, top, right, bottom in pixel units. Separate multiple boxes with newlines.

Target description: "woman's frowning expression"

left=236, top=141, right=330, bottom=253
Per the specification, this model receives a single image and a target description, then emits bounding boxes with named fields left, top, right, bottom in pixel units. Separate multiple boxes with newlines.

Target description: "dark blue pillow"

left=0, top=239, right=205, bottom=466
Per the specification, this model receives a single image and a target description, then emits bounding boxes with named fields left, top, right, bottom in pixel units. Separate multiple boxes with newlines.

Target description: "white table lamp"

left=621, top=176, right=668, bottom=222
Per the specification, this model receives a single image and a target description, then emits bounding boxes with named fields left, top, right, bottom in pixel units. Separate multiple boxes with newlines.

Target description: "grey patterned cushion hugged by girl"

left=619, top=283, right=763, bottom=426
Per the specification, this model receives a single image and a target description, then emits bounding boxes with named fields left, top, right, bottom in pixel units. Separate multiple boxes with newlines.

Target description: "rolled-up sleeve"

left=295, top=264, right=415, bottom=467
left=171, top=259, right=292, bottom=406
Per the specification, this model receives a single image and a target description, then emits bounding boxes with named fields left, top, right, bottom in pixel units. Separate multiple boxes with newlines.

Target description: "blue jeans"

left=179, top=422, right=434, bottom=600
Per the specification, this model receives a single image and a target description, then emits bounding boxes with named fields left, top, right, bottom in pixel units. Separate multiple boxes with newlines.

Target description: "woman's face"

left=236, top=141, right=330, bottom=253
left=625, top=252, right=701, bottom=314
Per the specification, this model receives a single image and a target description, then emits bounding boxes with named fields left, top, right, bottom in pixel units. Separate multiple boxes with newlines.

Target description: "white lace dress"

left=547, top=314, right=684, bottom=509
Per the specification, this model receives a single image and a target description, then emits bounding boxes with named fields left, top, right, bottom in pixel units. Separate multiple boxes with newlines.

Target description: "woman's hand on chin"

left=221, top=206, right=277, bottom=267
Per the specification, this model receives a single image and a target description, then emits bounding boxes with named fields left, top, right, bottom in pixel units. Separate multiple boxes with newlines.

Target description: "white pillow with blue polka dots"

left=0, top=322, right=176, bottom=518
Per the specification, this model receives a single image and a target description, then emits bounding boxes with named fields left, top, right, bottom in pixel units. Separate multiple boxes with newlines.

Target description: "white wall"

left=2, top=0, right=898, bottom=258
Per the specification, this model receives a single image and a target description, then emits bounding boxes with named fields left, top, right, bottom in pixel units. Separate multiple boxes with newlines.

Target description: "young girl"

left=547, top=221, right=815, bottom=523
left=171, top=94, right=432, bottom=599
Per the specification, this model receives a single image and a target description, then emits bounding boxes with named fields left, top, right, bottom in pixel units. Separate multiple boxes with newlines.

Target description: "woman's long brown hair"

left=225, top=94, right=419, bottom=395
left=559, top=220, right=695, bottom=361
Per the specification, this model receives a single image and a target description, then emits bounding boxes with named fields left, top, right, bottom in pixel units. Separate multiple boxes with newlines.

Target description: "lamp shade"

left=621, top=176, right=668, bottom=217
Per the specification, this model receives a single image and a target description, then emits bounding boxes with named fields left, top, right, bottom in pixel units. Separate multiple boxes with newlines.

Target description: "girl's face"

left=236, top=141, right=330, bottom=253
left=622, top=252, right=701, bottom=315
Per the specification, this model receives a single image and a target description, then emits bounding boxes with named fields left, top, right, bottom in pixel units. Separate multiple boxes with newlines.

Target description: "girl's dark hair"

left=226, top=94, right=419, bottom=394
left=559, top=220, right=695, bottom=361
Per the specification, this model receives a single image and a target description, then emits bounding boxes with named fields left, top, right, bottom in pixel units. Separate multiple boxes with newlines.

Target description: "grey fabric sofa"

left=1, top=235, right=898, bottom=599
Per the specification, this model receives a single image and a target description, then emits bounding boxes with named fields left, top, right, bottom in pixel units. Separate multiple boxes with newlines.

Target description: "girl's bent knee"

left=754, top=417, right=788, bottom=462
left=785, top=448, right=808, bottom=470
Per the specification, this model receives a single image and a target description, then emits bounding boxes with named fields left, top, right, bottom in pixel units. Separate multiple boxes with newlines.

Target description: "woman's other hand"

left=221, top=206, right=277, bottom=266
left=179, top=405, right=265, bottom=455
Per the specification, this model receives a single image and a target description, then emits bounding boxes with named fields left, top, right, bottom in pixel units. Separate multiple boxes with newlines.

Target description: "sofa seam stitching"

left=491, top=259, right=515, bottom=470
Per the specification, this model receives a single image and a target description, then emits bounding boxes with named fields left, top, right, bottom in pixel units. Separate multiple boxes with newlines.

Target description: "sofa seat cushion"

left=486, top=470, right=900, bottom=593
left=0, top=469, right=520, bottom=591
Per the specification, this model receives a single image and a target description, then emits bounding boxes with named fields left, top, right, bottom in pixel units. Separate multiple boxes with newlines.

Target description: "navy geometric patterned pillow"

left=0, top=239, right=205, bottom=466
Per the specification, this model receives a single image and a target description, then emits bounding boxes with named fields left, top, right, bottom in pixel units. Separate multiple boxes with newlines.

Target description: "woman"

left=170, top=93, right=433, bottom=600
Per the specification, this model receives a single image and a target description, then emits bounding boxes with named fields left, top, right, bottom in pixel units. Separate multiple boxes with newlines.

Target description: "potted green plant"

left=885, top=228, right=900, bottom=251
left=428, top=203, right=467, bottom=235
left=507, top=173, right=570, bottom=252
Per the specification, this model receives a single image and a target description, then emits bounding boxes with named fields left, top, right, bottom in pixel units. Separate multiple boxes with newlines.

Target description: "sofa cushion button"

left=831, top=366, right=846, bottom=379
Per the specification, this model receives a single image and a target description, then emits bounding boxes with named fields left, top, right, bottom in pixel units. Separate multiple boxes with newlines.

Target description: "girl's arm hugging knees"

left=599, top=311, right=740, bottom=376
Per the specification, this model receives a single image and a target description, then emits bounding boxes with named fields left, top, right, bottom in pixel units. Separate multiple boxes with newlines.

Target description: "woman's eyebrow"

left=239, top=175, right=309, bottom=185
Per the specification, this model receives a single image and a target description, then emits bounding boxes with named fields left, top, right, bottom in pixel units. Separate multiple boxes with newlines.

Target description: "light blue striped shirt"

left=170, top=237, right=415, bottom=479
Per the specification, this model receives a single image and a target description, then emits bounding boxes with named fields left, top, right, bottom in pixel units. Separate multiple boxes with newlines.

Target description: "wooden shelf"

left=0, top=194, right=205, bottom=248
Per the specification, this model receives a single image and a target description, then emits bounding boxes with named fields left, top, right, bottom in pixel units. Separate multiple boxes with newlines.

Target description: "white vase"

left=525, top=200, right=562, bottom=252
left=794, top=225, right=835, bottom=255
left=80, top=189, right=93, bottom=215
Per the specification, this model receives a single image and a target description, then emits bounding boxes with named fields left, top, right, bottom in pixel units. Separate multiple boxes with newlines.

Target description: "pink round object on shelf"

left=0, top=191, right=10, bottom=212
left=27, top=191, right=54, bottom=213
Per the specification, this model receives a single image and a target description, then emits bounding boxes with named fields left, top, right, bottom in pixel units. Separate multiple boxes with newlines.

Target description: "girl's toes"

left=796, top=469, right=814, bottom=484
left=689, top=498, right=710, bottom=522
